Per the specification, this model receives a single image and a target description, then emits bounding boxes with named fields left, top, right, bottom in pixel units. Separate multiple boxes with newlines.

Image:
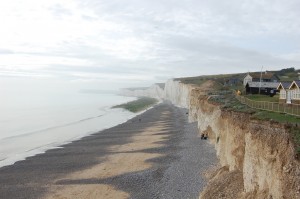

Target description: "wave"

left=25, top=142, right=63, bottom=152
left=0, top=114, right=104, bottom=141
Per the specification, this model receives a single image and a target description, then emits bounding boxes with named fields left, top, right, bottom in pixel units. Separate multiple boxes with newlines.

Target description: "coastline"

left=0, top=102, right=217, bottom=199
left=0, top=105, right=138, bottom=168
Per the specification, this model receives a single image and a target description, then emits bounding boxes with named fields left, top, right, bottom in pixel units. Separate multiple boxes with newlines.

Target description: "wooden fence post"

left=235, top=94, right=299, bottom=117
left=272, top=103, right=273, bottom=111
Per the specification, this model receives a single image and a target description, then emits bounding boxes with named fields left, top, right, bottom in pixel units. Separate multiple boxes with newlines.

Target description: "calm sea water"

left=0, top=89, right=137, bottom=168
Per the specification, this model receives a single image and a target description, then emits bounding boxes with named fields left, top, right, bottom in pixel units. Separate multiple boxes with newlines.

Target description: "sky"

left=0, top=0, right=300, bottom=90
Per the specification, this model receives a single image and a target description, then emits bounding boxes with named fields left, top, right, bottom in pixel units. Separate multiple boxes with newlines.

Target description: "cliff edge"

left=190, top=88, right=299, bottom=199
left=122, top=79, right=300, bottom=198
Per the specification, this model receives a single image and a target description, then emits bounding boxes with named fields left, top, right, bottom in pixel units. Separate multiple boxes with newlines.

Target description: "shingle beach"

left=0, top=103, right=217, bottom=199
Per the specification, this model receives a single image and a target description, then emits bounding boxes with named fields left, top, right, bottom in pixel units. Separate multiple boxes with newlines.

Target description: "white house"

left=243, top=74, right=252, bottom=86
left=289, top=80, right=300, bottom=104
left=277, top=80, right=300, bottom=104
left=243, top=72, right=280, bottom=86
left=277, top=82, right=292, bottom=103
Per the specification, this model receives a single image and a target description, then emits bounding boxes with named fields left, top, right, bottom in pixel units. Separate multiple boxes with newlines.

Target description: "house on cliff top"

left=277, top=80, right=300, bottom=104
left=243, top=72, right=280, bottom=86
left=277, top=82, right=292, bottom=103
left=245, top=82, right=279, bottom=95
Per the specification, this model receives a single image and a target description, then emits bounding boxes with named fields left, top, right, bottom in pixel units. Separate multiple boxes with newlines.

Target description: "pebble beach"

left=0, top=103, right=217, bottom=199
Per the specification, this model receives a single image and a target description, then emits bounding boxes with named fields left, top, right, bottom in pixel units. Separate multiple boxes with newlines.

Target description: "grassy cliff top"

left=174, top=67, right=299, bottom=87
left=174, top=73, right=245, bottom=85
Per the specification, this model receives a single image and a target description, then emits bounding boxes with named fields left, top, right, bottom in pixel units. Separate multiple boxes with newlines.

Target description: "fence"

left=235, top=95, right=300, bottom=117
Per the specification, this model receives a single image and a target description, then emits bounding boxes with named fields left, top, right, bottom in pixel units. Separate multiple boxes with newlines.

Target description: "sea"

left=0, top=87, right=138, bottom=168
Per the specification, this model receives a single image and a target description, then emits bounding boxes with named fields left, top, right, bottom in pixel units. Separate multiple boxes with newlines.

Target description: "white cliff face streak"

left=164, top=79, right=195, bottom=108
left=121, top=79, right=300, bottom=198
left=120, top=84, right=165, bottom=100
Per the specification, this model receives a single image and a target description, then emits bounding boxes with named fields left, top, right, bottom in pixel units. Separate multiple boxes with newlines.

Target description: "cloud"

left=0, top=49, right=14, bottom=54
left=0, top=0, right=299, bottom=89
left=48, top=3, right=73, bottom=19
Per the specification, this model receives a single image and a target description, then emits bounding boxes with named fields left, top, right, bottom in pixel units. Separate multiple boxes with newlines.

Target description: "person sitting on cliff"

left=201, top=133, right=208, bottom=140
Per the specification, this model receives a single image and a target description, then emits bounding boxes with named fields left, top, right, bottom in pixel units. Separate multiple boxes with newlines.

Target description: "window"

left=296, top=89, right=300, bottom=99
left=291, top=89, right=300, bottom=99
left=280, top=90, right=286, bottom=99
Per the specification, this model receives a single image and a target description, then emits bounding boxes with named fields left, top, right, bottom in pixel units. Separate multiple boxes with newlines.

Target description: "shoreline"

left=0, top=103, right=217, bottom=199
left=0, top=106, right=140, bottom=168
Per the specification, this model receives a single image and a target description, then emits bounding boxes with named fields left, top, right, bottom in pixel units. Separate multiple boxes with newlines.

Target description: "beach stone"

left=0, top=103, right=217, bottom=199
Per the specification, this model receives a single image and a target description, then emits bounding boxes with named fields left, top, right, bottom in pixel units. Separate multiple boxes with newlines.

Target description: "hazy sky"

left=0, top=0, right=300, bottom=90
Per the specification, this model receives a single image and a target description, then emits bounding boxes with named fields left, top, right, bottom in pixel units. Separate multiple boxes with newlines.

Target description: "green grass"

left=251, top=110, right=300, bottom=124
left=174, top=73, right=246, bottom=87
left=209, top=94, right=254, bottom=113
left=245, top=94, right=279, bottom=102
left=278, top=72, right=298, bottom=81
left=230, top=84, right=245, bottom=92
left=112, top=97, right=158, bottom=113
left=210, top=93, right=300, bottom=123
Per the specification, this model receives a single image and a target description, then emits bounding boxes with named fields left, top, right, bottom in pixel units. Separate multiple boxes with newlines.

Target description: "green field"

left=245, top=94, right=279, bottom=102
left=251, top=110, right=300, bottom=123
left=112, top=97, right=158, bottom=113
left=174, top=73, right=245, bottom=87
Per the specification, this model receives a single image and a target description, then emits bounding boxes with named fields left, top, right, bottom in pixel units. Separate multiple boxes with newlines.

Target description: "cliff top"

left=174, top=67, right=299, bottom=88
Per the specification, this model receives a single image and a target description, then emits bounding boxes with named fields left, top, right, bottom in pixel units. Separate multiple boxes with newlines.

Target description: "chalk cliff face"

left=174, top=81, right=299, bottom=199
left=120, top=84, right=164, bottom=99
left=122, top=79, right=300, bottom=198
left=163, top=79, right=195, bottom=108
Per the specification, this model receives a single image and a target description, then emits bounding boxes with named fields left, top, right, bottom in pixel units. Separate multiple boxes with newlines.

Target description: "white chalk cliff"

left=122, top=79, right=300, bottom=199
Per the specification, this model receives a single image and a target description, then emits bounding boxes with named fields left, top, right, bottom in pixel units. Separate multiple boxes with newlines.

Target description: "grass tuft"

left=245, top=94, right=279, bottom=102
left=251, top=111, right=300, bottom=124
